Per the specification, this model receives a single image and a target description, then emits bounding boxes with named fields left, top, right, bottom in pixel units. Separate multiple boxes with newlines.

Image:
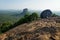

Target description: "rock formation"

left=20, top=8, right=28, bottom=16
left=40, top=9, right=52, bottom=18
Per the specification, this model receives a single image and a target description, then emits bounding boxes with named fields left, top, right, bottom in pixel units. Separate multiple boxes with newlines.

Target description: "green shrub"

left=0, top=22, right=12, bottom=33
left=0, top=12, right=39, bottom=34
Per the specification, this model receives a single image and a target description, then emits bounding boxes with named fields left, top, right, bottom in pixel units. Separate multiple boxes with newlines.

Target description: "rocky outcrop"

left=40, top=9, right=52, bottom=18
left=0, top=17, right=60, bottom=40
left=20, top=8, right=28, bottom=17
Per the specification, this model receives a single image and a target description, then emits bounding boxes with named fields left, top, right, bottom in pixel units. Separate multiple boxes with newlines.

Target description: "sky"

left=0, top=0, right=60, bottom=11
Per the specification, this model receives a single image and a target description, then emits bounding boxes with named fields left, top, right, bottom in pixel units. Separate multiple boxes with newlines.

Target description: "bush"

left=31, top=12, right=39, bottom=20
left=0, top=22, right=12, bottom=33
left=14, top=12, right=39, bottom=26
left=0, top=12, right=39, bottom=34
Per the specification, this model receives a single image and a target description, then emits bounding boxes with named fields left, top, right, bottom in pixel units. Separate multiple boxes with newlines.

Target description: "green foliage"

left=24, top=12, right=39, bottom=22
left=0, top=12, right=39, bottom=34
left=14, top=12, right=39, bottom=26
left=30, top=12, right=39, bottom=20
left=0, top=22, right=12, bottom=33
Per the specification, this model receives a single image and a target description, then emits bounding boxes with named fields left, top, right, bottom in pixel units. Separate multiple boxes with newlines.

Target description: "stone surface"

left=40, top=9, right=52, bottom=18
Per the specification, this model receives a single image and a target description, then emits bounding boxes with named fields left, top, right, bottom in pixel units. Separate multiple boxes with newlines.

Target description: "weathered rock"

left=40, top=9, right=52, bottom=18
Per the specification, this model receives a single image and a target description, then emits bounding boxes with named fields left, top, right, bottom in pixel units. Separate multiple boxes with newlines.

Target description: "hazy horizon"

left=0, top=0, right=60, bottom=11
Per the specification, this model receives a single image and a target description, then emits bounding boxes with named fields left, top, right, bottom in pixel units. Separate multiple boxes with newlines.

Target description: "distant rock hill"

left=20, top=8, right=28, bottom=17
left=12, top=8, right=29, bottom=17
left=0, top=17, right=60, bottom=40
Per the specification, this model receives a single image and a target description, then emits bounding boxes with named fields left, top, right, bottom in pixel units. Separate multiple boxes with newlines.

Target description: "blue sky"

left=0, top=0, right=60, bottom=11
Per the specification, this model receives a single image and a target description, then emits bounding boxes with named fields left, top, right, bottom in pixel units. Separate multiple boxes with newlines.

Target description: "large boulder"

left=40, top=9, right=52, bottom=18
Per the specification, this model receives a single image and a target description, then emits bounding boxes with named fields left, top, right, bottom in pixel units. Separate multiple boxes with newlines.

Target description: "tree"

left=0, top=21, right=12, bottom=33
left=0, top=12, right=39, bottom=34
left=15, top=12, right=39, bottom=25
left=30, top=12, right=39, bottom=20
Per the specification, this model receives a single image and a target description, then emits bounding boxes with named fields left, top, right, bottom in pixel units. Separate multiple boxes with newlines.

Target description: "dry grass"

left=0, top=17, right=60, bottom=40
